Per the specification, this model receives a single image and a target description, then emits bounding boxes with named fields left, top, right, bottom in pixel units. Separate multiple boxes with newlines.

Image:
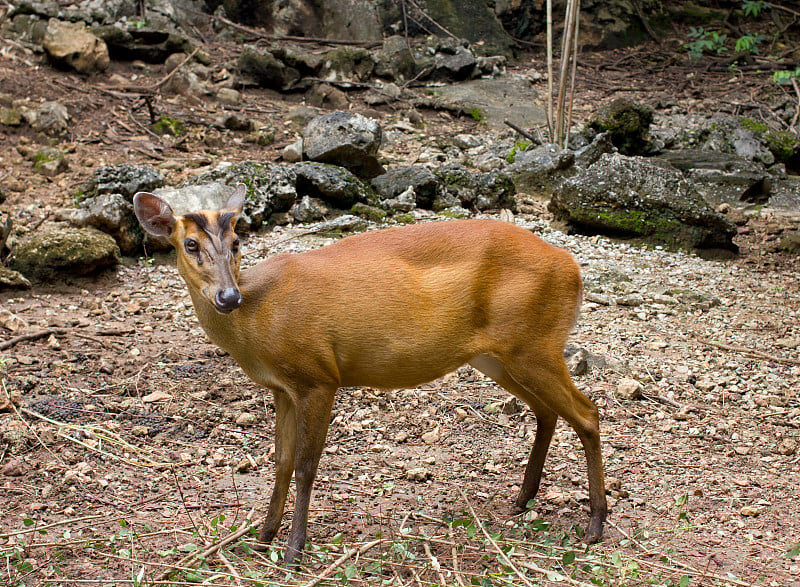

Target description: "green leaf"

left=786, top=542, right=800, bottom=557
left=22, top=518, right=35, bottom=527
left=679, top=575, right=690, bottom=587
left=562, top=550, right=576, bottom=565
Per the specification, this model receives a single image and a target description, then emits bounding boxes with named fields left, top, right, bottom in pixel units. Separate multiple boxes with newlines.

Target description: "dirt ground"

left=1, top=29, right=800, bottom=587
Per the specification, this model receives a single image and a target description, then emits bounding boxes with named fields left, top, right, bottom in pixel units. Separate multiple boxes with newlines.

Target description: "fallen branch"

left=305, top=538, right=387, bottom=587
left=697, top=337, right=800, bottom=366
left=0, top=327, right=67, bottom=351
left=458, top=488, right=537, bottom=587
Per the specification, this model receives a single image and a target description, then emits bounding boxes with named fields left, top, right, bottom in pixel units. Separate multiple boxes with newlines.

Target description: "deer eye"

left=184, top=238, right=199, bottom=253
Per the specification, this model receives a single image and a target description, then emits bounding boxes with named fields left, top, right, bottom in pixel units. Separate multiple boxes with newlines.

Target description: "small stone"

left=740, top=505, right=760, bottom=517
left=694, top=379, right=716, bottom=392
left=216, top=88, right=241, bottom=105
left=500, top=396, right=520, bottom=415
left=1, top=459, right=25, bottom=476
left=131, top=425, right=149, bottom=436
left=615, top=378, right=643, bottom=400
left=29, top=502, right=47, bottom=512
left=235, top=455, right=257, bottom=473
left=777, top=438, right=797, bottom=456
left=393, top=430, right=410, bottom=443
left=142, top=390, right=171, bottom=403
left=421, top=427, right=441, bottom=444
left=454, top=407, right=468, bottom=421
left=405, top=467, right=431, bottom=481
left=282, top=138, right=303, bottom=163
left=235, top=412, right=258, bottom=426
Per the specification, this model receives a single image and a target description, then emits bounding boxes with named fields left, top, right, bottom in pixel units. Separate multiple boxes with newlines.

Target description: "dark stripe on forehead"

left=218, top=212, right=236, bottom=233
left=184, top=213, right=210, bottom=233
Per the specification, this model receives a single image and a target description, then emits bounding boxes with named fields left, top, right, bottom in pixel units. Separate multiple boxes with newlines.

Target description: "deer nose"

left=215, top=288, right=243, bottom=313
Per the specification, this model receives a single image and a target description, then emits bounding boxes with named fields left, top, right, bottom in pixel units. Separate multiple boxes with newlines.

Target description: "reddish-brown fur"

left=133, top=184, right=607, bottom=564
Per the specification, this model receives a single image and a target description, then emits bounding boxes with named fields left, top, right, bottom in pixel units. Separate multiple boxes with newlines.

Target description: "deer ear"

left=133, top=192, right=176, bottom=237
left=224, top=183, right=246, bottom=214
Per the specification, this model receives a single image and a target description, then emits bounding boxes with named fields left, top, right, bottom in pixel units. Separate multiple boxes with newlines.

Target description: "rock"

left=294, top=162, right=374, bottom=209
left=22, top=101, right=69, bottom=136
left=778, top=438, right=798, bottom=456
left=563, top=343, right=630, bottom=375
left=305, top=83, right=349, bottom=110
left=421, top=426, right=441, bottom=444
left=0, top=106, right=22, bottom=126
left=375, top=35, right=416, bottom=81
left=69, top=193, right=141, bottom=255
left=381, top=186, right=417, bottom=213
left=220, top=113, right=253, bottom=132
left=235, top=412, right=258, bottom=426
left=500, top=397, right=520, bottom=415
left=574, top=132, right=617, bottom=167
left=32, top=147, right=68, bottom=177
left=291, top=196, right=327, bottom=222
left=350, top=202, right=387, bottom=222
left=394, top=430, right=410, bottom=443
left=1, top=459, right=25, bottom=476
left=142, top=391, right=172, bottom=403
left=303, top=111, right=385, bottom=179
left=549, top=153, right=738, bottom=253
left=433, top=163, right=516, bottom=211
left=615, top=378, right=644, bottom=400
left=282, top=139, right=303, bottom=163
left=42, top=18, right=109, bottom=73
left=506, top=144, right=575, bottom=201
left=321, top=46, right=376, bottom=83
left=312, top=215, right=368, bottom=233
left=406, top=467, right=431, bottom=481
left=94, top=21, right=194, bottom=64
left=0, top=388, right=22, bottom=412
left=0, top=267, right=31, bottom=291
left=586, top=98, right=653, bottom=156
left=658, top=151, right=771, bottom=207
left=778, top=232, right=800, bottom=255
left=372, top=166, right=439, bottom=209
left=238, top=46, right=298, bottom=90
left=9, top=227, right=121, bottom=281
left=739, top=505, right=760, bottom=517
left=235, top=455, right=257, bottom=473
left=179, top=162, right=298, bottom=229
left=216, top=88, right=241, bottom=105
left=88, top=164, right=164, bottom=198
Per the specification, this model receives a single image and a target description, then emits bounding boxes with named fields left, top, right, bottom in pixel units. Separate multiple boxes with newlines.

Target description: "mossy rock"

left=587, top=98, right=653, bottom=155
left=0, top=266, right=31, bottom=291
left=9, top=228, right=121, bottom=281
left=152, top=115, right=185, bottom=136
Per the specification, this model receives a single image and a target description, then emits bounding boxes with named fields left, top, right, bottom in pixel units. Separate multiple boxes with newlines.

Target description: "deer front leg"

left=259, top=390, right=296, bottom=545
left=284, top=387, right=336, bottom=565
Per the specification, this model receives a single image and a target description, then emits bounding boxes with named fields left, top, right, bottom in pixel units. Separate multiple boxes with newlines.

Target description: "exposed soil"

left=1, top=28, right=800, bottom=587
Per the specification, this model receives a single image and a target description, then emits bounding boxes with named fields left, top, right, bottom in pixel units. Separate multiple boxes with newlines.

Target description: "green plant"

left=684, top=27, right=728, bottom=58
left=734, top=32, right=765, bottom=53
left=467, top=107, right=486, bottom=123
left=773, top=67, right=800, bottom=85
left=742, top=0, right=769, bottom=17
left=506, top=141, right=532, bottom=163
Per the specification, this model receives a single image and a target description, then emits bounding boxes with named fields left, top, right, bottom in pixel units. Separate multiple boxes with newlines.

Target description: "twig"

left=697, top=337, right=800, bottom=365
left=216, top=550, right=244, bottom=587
left=158, top=517, right=265, bottom=581
left=0, top=327, right=67, bottom=351
left=0, top=514, right=106, bottom=540
left=305, top=538, right=387, bottom=587
left=504, top=119, right=537, bottom=143
left=171, top=466, right=200, bottom=535
left=423, top=540, right=447, bottom=586
left=458, top=488, right=537, bottom=587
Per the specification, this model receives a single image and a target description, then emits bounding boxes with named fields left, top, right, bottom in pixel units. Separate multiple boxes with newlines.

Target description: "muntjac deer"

left=133, top=183, right=607, bottom=564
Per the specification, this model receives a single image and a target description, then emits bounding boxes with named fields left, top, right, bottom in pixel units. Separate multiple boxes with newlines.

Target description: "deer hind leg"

left=472, top=352, right=607, bottom=543
left=259, top=389, right=297, bottom=545
left=470, top=354, right=558, bottom=509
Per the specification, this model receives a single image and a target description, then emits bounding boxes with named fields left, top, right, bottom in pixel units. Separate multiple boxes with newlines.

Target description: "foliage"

left=506, top=141, right=532, bottom=163
left=684, top=27, right=728, bottom=58
left=773, top=68, right=800, bottom=85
